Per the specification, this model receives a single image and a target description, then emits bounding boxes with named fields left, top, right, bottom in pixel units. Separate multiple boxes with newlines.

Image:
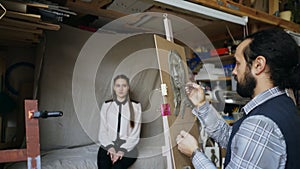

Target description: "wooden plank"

left=0, top=25, right=43, bottom=34
left=0, top=19, right=38, bottom=30
left=107, top=0, right=153, bottom=13
left=66, top=0, right=112, bottom=10
left=0, top=37, right=39, bottom=44
left=26, top=2, right=48, bottom=9
left=24, top=100, right=40, bottom=169
left=0, top=149, right=27, bottom=163
left=183, top=0, right=300, bottom=33
left=0, top=100, right=41, bottom=167
left=154, top=34, right=200, bottom=169
left=2, top=17, right=60, bottom=31
left=0, top=0, right=27, bottom=13
left=66, top=0, right=124, bottom=19
left=0, top=0, right=49, bottom=12
left=0, top=39, right=36, bottom=46
left=0, top=30, right=40, bottom=43
left=36, top=20, right=61, bottom=31
left=202, top=54, right=235, bottom=66
left=5, top=11, right=41, bottom=22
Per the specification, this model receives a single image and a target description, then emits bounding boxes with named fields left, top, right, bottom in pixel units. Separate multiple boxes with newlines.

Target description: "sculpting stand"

left=0, top=100, right=40, bottom=168
left=0, top=100, right=62, bottom=169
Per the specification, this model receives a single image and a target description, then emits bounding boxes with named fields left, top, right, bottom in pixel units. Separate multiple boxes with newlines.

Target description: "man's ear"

left=252, top=55, right=267, bottom=75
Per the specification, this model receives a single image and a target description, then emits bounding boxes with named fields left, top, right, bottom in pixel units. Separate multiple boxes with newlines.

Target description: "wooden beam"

left=0, top=100, right=41, bottom=167
left=66, top=0, right=113, bottom=10
left=24, top=100, right=40, bottom=169
left=0, top=29, right=40, bottom=43
left=66, top=0, right=125, bottom=19
left=0, top=149, right=27, bottom=163
left=0, top=25, right=43, bottom=34
left=186, top=0, right=300, bottom=33
left=0, top=19, right=37, bottom=30
left=5, top=11, right=41, bottom=22
left=25, top=2, right=48, bottom=9
left=0, top=0, right=27, bottom=13
left=0, top=0, right=51, bottom=12
left=0, top=40, right=36, bottom=46
left=1, top=17, right=60, bottom=31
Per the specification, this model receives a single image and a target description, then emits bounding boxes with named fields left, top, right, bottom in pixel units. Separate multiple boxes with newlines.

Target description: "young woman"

left=97, top=74, right=142, bottom=169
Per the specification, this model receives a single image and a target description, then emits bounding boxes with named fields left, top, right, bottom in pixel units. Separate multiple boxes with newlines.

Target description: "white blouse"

left=98, top=100, right=142, bottom=152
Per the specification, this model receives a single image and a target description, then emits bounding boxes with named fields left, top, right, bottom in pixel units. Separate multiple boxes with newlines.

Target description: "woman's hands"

left=112, top=151, right=124, bottom=164
left=185, top=82, right=206, bottom=107
left=107, top=147, right=116, bottom=160
left=107, top=147, right=125, bottom=164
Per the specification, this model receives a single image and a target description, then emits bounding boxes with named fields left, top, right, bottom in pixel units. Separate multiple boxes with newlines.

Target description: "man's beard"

left=235, top=68, right=257, bottom=98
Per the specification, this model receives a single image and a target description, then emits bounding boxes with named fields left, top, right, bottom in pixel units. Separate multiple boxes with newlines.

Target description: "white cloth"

left=98, top=101, right=142, bottom=152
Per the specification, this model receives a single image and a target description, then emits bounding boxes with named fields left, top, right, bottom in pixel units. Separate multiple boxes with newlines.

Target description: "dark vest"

left=224, top=94, right=300, bottom=168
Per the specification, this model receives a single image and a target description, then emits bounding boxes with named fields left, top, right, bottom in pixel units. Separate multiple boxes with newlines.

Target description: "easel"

left=156, top=14, right=200, bottom=169
left=0, top=100, right=41, bottom=169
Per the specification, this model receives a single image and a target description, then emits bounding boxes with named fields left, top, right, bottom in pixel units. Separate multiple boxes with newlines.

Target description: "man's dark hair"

left=243, top=27, right=300, bottom=90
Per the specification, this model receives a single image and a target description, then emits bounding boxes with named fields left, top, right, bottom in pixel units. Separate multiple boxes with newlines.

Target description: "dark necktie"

left=113, top=100, right=127, bottom=149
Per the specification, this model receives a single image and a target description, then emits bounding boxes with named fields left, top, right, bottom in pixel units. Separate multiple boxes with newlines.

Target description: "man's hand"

left=185, top=82, right=206, bottom=107
left=176, top=130, right=199, bottom=157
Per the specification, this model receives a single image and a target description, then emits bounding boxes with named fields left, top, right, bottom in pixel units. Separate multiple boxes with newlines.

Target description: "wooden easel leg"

left=24, top=100, right=41, bottom=169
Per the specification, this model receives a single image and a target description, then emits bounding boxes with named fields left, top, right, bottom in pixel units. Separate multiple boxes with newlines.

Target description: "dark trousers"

left=97, top=146, right=138, bottom=169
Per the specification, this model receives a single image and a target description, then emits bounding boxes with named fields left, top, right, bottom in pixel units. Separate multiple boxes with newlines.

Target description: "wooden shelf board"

left=197, top=76, right=231, bottom=82
left=0, top=25, right=43, bottom=34
left=0, top=149, right=27, bottom=163
left=65, top=0, right=123, bottom=19
left=66, top=0, right=113, bottom=10
left=5, top=11, right=41, bottom=22
left=2, top=17, right=60, bottom=31
left=202, top=54, right=234, bottom=63
left=0, top=30, right=40, bottom=43
left=0, top=39, right=37, bottom=46
left=0, top=19, right=37, bottom=30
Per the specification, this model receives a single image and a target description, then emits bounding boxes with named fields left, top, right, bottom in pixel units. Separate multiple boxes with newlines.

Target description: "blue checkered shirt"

left=192, top=87, right=287, bottom=169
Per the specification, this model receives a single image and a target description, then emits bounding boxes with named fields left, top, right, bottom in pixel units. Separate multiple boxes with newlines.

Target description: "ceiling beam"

left=65, top=0, right=125, bottom=19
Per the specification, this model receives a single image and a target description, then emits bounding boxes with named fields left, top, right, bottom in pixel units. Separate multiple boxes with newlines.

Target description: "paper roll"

left=279, top=10, right=292, bottom=21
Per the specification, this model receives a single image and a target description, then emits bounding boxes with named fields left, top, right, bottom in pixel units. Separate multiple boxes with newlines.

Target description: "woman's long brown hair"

left=112, top=74, right=135, bottom=128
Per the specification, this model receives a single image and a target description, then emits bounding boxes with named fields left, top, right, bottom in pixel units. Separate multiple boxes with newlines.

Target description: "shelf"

left=201, top=54, right=235, bottom=65
left=196, top=76, right=231, bottom=81
left=0, top=0, right=62, bottom=45
left=195, top=54, right=235, bottom=81
left=189, top=0, right=300, bottom=33
left=218, top=76, right=232, bottom=81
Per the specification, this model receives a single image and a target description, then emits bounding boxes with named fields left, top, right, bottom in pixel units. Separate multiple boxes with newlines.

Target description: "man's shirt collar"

left=242, top=86, right=286, bottom=115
